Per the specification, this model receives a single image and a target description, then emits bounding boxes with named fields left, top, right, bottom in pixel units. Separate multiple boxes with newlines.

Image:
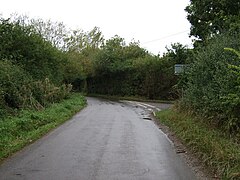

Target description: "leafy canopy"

left=185, top=0, right=240, bottom=41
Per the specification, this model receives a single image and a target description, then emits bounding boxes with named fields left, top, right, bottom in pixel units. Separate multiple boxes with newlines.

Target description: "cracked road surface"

left=0, top=97, right=196, bottom=180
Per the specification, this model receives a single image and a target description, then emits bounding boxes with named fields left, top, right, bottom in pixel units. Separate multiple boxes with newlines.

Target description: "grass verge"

left=0, top=93, right=86, bottom=162
left=156, top=109, right=240, bottom=180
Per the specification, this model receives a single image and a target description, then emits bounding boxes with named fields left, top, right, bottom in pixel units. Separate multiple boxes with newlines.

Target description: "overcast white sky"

left=1, top=0, right=192, bottom=55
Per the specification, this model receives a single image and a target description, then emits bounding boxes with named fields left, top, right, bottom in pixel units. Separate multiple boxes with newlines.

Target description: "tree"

left=31, top=19, right=68, bottom=50
left=0, top=18, right=64, bottom=84
left=65, top=27, right=104, bottom=53
left=185, top=0, right=240, bottom=41
left=62, top=27, right=104, bottom=90
left=8, top=14, right=69, bottom=50
left=94, top=35, right=126, bottom=74
left=123, top=40, right=147, bottom=60
left=164, top=43, right=193, bottom=64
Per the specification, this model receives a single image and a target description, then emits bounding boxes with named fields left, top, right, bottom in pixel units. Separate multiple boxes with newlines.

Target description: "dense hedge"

left=87, top=56, right=178, bottom=99
left=0, top=19, right=65, bottom=83
left=0, top=18, right=72, bottom=118
left=180, top=33, right=240, bottom=133
left=85, top=37, right=185, bottom=100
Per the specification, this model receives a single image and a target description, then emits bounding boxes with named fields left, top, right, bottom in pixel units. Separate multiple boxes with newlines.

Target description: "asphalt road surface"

left=0, top=97, right=196, bottom=180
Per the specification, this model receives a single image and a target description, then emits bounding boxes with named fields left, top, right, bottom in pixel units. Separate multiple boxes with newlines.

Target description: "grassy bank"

left=0, top=93, right=86, bottom=162
left=156, top=109, right=240, bottom=179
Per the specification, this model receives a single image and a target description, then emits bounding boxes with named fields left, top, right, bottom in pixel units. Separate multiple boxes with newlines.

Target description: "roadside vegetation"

left=0, top=16, right=92, bottom=161
left=156, top=110, right=240, bottom=179
left=0, top=93, right=86, bottom=162
left=180, top=0, right=240, bottom=140
left=179, top=33, right=240, bottom=135
left=157, top=1, right=240, bottom=179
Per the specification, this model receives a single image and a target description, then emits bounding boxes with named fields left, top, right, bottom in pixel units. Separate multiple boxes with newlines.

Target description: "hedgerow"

left=0, top=18, right=72, bottom=118
left=180, top=33, right=240, bottom=134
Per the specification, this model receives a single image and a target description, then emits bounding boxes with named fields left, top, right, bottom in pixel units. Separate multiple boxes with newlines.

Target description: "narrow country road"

left=0, top=97, right=196, bottom=180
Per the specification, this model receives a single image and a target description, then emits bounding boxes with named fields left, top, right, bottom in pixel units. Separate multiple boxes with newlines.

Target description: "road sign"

left=174, top=64, right=187, bottom=75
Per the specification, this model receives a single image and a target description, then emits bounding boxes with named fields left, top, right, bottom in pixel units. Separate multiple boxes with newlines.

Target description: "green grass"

left=156, top=109, right=240, bottom=180
left=88, top=93, right=174, bottom=104
left=0, top=93, right=86, bottom=162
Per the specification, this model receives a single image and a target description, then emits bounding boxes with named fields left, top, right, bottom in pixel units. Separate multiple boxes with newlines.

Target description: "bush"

left=0, top=61, right=32, bottom=110
left=0, top=17, right=74, bottom=118
left=0, top=18, right=64, bottom=84
left=180, top=33, right=240, bottom=133
left=220, top=48, right=240, bottom=132
left=0, top=61, right=72, bottom=118
left=32, top=78, right=72, bottom=106
left=88, top=54, right=178, bottom=100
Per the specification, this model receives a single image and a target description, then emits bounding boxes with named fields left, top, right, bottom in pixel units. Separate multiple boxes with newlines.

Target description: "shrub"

left=220, top=48, right=240, bottom=133
left=32, top=78, right=72, bottom=107
left=0, top=61, right=72, bottom=118
left=0, top=61, right=33, bottom=110
left=0, top=17, right=73, bottom=118
left=0, top=18, right=65, bottom=84
left=180, top=33, right=240, bottom=133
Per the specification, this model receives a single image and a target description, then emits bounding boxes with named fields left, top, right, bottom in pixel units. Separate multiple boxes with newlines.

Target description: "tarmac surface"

left=0, top=97, right=196, bottom=180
